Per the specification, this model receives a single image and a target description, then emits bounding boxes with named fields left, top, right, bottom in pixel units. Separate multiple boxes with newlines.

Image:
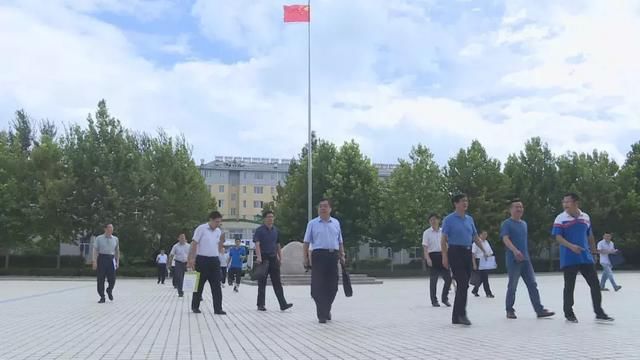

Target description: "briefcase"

left=470, top=271, right=481, bottom=286
left=609, top=252, right=625, bottom=267
left=253, top=259, right=269, bottom=280
left=342, top=264, right=353, bottom=297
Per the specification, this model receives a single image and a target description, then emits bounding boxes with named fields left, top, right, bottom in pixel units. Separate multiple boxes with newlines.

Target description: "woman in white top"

left=471, top=230, right=496, bottom=298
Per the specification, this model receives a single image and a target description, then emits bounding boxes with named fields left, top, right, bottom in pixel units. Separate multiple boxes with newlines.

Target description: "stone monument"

left=280, top=241, right=306, bottom=275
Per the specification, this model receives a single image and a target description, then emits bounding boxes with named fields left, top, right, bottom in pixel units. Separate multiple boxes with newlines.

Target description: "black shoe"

left=192, top=308, right=201, bottom=314
left=214, top=310, right=227, bottom=315
left=106, top=290, right=113, bottom=301
left=157, top=281, right=160, bottom=284
left=280, top=303, right=293, bottom=311
left=537, top=309, right=555, bottom=318
left=257, top=306, right=267, bottom=312
left=432, top=302, right=441, bottom=307
left=327, top=312, right=332, bottom=321
left=487, top=294, right=495, bottom=298
left=98, top=298, right=106, bottom=304
left=472, top=292, right=479, bottom=297
left=601, top=287, right=609, bottom=291
left=596, top=314, right=614, bottom=322
left=161, top=282, right=164, bottom=284
left=233, top=286, right=239, bottom=292
left=442, top=300, right=451, bottom=307
left=614, top=285, right=622, bottom=292
left=178, top=293, right=184, bottom=297
left=453, top=316, right=472, bottom=326
left=565, top=314, right=578, bottom=323
left=318, top=318, right=327, bottom=324
left=506, top=310, right=517, bottom=319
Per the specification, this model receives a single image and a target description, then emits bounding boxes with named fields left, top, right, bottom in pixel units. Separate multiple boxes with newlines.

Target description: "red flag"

left=284, top=5, right=310, bottom=23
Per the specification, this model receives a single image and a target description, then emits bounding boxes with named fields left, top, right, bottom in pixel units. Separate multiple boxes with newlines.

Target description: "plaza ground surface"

left=1, top=272, right=638, bottom=360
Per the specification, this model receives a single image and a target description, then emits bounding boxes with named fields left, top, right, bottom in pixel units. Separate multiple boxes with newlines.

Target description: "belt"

left=313, top=249, right=337, bottom=253
left=449, top=245, right=472, bottom=250
left=196, top=255, right=218, bottom=258
left=175, top=260, right=187, bottom=263
left=98, top=253, right=114, bottom=257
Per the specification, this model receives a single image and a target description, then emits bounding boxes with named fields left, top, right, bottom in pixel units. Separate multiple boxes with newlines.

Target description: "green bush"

left=0, top=266, right=158, bottom=277
left=0, top=255, right=85, bottom=268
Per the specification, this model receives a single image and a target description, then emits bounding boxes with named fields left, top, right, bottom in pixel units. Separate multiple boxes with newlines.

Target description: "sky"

left=1, top=0, right=639, bottom=166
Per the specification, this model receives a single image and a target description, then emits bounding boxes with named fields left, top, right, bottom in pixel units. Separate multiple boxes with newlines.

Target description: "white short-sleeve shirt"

left=597, top=239, right=615, bottom=265
left=156, top=254, right=168, bottom=264
left=422, top=227, right=442, bottom=253
left=193, top=223, right=222, bottom=257
left=472, top=240, right=494, bottom=259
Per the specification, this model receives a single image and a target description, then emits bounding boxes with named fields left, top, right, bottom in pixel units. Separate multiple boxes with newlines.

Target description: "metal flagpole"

left=307, top=0, right=312, bottom=222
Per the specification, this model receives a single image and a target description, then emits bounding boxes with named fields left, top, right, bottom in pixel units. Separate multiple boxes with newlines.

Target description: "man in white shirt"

left=188, top=211, right=227, bottom=315
left=471, top=230, right=495, bottom=298
left=422, top=213, right=452, bottom=307
left=156, top=250, right=168, bottom=284
left=598, top=232, right=622, bottom=292
left=169, top=231, right=191, bottom=297
left=219, top=252, right=228, bottom=288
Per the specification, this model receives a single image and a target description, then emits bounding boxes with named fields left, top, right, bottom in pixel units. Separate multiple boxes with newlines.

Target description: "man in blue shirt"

left=501, top=199, right=554, bottom=319
left=303, top=198, right=346, bottom=324
left=227, top=238, right=246, bottom=292
left=254, top=210, right=293, bottom=312
left=441, top=194, right=488, bottom=326
left=552, top=193, right=613, bottom=323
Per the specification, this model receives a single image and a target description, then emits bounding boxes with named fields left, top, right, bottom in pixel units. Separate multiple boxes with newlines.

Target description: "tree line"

left=0, top=101, right=213, bottom=264
left=1, top=101, right=639, bottom=266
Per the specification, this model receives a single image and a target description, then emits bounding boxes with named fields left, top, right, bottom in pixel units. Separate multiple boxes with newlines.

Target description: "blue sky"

left=1, top=0, right=638, bottom=165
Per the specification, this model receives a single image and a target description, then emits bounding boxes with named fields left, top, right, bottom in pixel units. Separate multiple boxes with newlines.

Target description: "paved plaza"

left=0, top=272, right=639, bottom=360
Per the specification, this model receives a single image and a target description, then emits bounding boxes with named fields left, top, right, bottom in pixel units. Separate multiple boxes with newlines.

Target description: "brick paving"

left=0, top=272, right=638, bottom=360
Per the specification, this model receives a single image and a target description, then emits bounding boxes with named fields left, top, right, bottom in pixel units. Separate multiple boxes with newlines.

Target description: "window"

left=271, top=187, right=275, bottom=194
left=242, top=186, right=246, bottom=193
left=255, top=172, right=264, bottom=180
left=254, top=186, right=264, bottom=194
left=219, top=185, right=224, bottom=192
left=230, top=208, right=237, bottom=216
left=243, top=172, right=247, bottom=179
left=253, top=200, right=263, bottom=208
left=271, top=173, right=276, bottom=180
left=242, top=215, right=247, bottom=219
left=387, top=248, right=393, bottom=258
left=243, top=200, right=247, bottom=208
left=369, top=247, right=377, bottom=258
left=207, top=185, right=212, bottom=194
left=218, top=200, right=224, bottom=208
left=231, top=193, right=237, bottom=201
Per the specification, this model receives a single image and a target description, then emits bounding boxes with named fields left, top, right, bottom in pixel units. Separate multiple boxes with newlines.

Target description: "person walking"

left=227, top=238, right=246, bottom=292
left=169, top=231, right=190, bottom=297
left=187, top=211, right=227, bottom=315
left=598, top=232, right=622, bottom=292
left=156, top=250, right=168, bottom=284
left=93, top=223, right=120, bottom=303
left=441, top=194, right=488, bottom=326
left=552, top=193, right=613, bottom=323
left=501, top=199, right=555, bottom=319
left=219, top=251, right=228, bottom=288
left=422, top=213, right=452, bottom=307
left=471, top=230, right=495, bottom=298
left=255, top=210, right=293, bottom=311
left=303, top=199, right=346, bottom=324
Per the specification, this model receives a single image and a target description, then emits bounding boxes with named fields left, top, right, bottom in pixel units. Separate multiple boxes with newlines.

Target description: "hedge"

left=0, top=255, right=85, bottom=268
left=0, top=266, right=158, bottom=277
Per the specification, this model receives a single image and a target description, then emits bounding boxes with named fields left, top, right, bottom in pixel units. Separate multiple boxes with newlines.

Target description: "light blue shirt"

left=442, top=212, right=478, bottom=247
left=303, top=216, right=343, bottom=250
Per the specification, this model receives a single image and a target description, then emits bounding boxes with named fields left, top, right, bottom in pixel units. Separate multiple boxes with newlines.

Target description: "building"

left=199, top=155, right=397, bottom=221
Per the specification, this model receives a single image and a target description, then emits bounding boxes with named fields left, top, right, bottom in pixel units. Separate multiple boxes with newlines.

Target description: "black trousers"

left=428, top=252, right=452, bottom=304
left=171, top=266, right=176, bottom=287
left=192, top=255, right=223, bottom=312
left=257, top=255, right=288, bottom=308
left=311, top=250, right=339, bottom=320
left=157, top=264, right=167, bottom=283
left=449, top=246, right=472, bottom=321
left=563, top=263, right=605, bottom=317
left=174, top=261, right=187, bottom=295
left=97, top=254, right=115, bottom=298
left=472, top=269, right=493, bottom=296
left=220, top=266, right=227, bottom=284
left=228, top=267, right=242, bottom=286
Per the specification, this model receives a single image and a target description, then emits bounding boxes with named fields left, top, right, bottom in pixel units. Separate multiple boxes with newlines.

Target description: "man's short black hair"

left=178, top=229, right=187, bottom=236
left=563, top=192, right=580, bottom=202
left=428, top=213, right=440, bottom=220
left=451, top=193, right=467, bottom=205
left=208, top=211, right=223, bottom=220
left=262, top=210, right=274, bottom=218
left=509, top=198, right=523, bottom=207
left=318, top=198, right=332, bottom=206
left=104, top=223, right=113, bottom=228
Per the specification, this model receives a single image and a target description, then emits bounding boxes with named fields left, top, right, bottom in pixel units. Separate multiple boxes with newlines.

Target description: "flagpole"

left=307, top=0, right=312, bottom=222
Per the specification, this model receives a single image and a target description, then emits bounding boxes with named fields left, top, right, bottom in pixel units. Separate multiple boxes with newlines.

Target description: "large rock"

left=280, top=241, right=306, bottom=275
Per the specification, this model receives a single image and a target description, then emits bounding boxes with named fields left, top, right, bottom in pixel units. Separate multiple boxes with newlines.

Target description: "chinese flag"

left=284, top=5, right=310, bottom=22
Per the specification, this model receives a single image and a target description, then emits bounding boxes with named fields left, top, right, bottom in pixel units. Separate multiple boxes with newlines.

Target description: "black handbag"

left=470, top=270, right=481, bottom=286
left=609, top=252, right=625, bottom=266
left=342, top=263, right=353, bottom=297
left=253, top=259, right=269, bottom=280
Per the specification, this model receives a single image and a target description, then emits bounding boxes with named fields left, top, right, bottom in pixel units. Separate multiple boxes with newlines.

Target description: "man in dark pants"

left=254, top=210, right=293, bottom=311
left=441, top=194, right=488, bottom=326
left=92, top=223, right=120, bottom=303
left=552, top=193, right=613, bottom=323
left=188, top=211, right=227, bottom=315
left=169, top=231, right=190, bottom=297
left=156, top=250, right=168, bottom=284
left=303, top=198, right=346, bottom=324
left=422, top=213, right=451, bottom=307
left=227, top=238, right=246, bottom=292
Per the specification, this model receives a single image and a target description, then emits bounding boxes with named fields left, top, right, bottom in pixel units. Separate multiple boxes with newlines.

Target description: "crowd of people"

left=92, top=193, right=623, bottom=325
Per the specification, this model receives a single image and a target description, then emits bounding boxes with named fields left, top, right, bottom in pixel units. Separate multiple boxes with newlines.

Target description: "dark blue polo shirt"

left=442, top=212, right=478, bottom=247
left=254, top=225, right=280, bottom=256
